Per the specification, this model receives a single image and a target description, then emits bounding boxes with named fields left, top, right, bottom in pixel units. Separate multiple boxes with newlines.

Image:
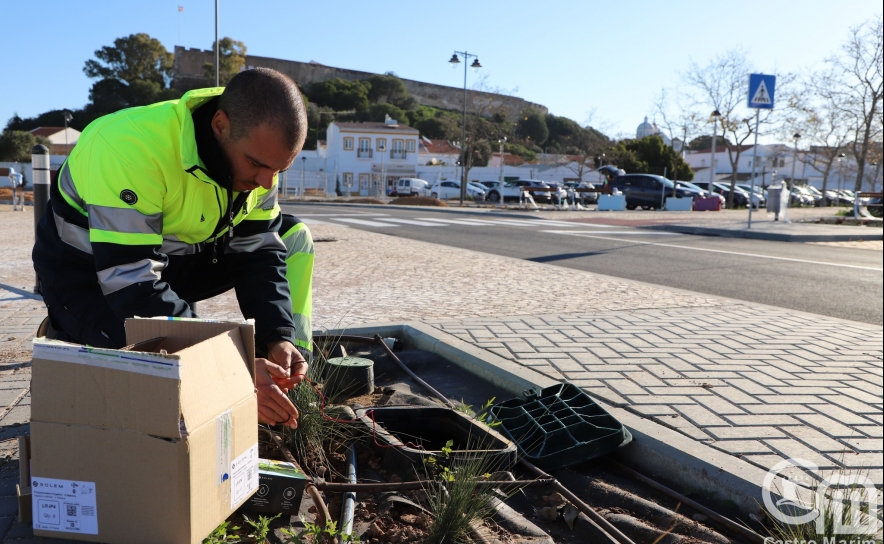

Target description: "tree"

left=542, top=114, right=610, bottom=184
left=306, top=78, right=370, bottom=112
left=516, top=109, right=548, bottom=146
left=815, top=16, right=883, bottom=192
left=414, top=115, right=459, bottom=140
left=84, top=33, right=174, bottom=88
left=606, top=136, right=693, bottom=181
left=653, top=89, right=705, bottom=155
left=83, top=33, right=181, bottom=119
left=687, top=134, right=735, bottom=151
left=783, top=87, right=852, bottom=203
left=366, top=74, right=414, bottom=109
left=0, top=131, right=51, bottom=162
left=203, top=37, right=247, bottom=86
left=681, top=49, right=789, bottom=207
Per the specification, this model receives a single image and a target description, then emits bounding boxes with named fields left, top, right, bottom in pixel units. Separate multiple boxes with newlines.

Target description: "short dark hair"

left=218, top=68, right=307, bottom=152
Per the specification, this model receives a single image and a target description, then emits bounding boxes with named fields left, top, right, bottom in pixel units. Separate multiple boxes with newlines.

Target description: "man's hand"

left=255, top=358, right=299, bottom=429
left=266, top=340, right=309, bottom=392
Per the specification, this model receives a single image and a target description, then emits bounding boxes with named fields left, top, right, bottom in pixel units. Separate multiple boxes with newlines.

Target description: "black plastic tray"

left=490, top=382, right=632, bottom=470
left=355, top=406, right=517, bottom=471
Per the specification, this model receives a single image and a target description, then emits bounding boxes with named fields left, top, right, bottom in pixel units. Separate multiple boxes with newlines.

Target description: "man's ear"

left=211, top=109, right=231, bottom=140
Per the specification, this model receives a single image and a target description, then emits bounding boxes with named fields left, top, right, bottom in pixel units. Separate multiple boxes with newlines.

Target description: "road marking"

left=554, top=232, right=884, bottom=271
left=416, top=217, right=495, bottom=226
left=300, top=218, right=334, bottom=225
left=542, top=230, right=681, bottom=235
left=377, top=218, right=446, bottom=226
left=335, top=218, right=400, bottom=227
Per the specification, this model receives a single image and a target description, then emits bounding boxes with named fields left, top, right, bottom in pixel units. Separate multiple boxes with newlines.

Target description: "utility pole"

left=214, top=0, right=220, bottom=87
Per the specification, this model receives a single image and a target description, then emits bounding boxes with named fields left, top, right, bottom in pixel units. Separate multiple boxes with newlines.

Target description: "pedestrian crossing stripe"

left=301, top=215, right=644, bottom=233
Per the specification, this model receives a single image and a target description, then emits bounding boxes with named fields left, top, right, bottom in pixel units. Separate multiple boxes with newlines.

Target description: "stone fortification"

left=172, top=47, right=547, bottom=120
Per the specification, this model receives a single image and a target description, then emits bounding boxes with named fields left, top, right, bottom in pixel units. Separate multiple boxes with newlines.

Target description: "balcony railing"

left=390, top=150, right=407, bottom=160
left=357, top=149, right=373, bottom=158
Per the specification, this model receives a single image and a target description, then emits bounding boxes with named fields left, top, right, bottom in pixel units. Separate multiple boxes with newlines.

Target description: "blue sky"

left=1, top=0, right=881, bottom=138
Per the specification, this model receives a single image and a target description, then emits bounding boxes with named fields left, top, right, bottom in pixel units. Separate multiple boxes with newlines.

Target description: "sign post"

left=746, top=74, right=776, bottom=228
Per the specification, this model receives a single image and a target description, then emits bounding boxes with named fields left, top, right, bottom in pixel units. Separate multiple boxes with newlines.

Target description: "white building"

left=636, top=117, right=671, bottom=145
left=29, top=126, right=81, bottom=155
left=289, top=118, right=420, bottom=196
left=322, top=118, right=420, bottom=196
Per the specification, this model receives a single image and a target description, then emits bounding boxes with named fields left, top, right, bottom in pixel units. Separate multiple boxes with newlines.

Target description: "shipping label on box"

left=230, top=444, right=259, bottom=508
left=32, top=477, right=98, bottom=535
left=244, top=459, right=307, bottom=515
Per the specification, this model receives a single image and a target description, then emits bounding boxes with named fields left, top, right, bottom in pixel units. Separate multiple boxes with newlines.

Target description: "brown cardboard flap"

left=125, top=319, right=255, bottom=380
left=178, top=328, right=255, bottom=434
left=31, top=355, right=182, bottom=438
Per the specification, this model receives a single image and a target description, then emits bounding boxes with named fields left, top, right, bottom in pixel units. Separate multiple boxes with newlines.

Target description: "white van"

left=396, top=178, right=431, bottom=197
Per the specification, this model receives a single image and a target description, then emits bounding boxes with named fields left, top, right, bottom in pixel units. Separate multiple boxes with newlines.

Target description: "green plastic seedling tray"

left=490, top=382, right=632, bottom=470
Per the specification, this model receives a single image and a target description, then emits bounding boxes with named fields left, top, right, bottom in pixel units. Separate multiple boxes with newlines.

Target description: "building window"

left=343, top=172, right=354, bottom=187
left=358, top=138, right=372, bottom=158
left=406, top=139, right=415, bottom=153
left=343, top=137, right=353, bottom=150
left=391, top=139, right=405, bottom=159
left=376, top=138, right=387, bottom=151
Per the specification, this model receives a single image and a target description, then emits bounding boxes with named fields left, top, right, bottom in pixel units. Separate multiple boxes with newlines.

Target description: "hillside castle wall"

left=172, top=47, right=547, bottom=121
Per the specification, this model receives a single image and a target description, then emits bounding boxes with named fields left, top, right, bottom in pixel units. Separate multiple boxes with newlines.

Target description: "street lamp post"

left=449, top=51, right=481, bottom=206
left=787, top=133, right=800, bottom=212
left=300, top=156, right=306, bottom=199
left=709, top=109, right=721, bottom=188
left=837, top=152, right=846, bottom=192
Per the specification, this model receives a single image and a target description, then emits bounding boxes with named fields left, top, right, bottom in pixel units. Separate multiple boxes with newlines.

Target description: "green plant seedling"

left=202, top=520, right=242, bottom=544
left=455, top=398, right=501, bottom=427
left=243, top=513, right=280, bottom=543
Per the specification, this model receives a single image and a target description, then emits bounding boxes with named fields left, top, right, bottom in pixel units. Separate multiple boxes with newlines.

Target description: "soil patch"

left=390, top=197, right=448, bottom=207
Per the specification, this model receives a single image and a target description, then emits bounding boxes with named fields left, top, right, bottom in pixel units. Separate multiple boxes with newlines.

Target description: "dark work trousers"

left=41, top=214, right=302, bottom=352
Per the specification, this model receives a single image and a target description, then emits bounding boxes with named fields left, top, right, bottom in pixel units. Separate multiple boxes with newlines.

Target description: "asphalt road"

left=283, top=203, right=884, bottom=325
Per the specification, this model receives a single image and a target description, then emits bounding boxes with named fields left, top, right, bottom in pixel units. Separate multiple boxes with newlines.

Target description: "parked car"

left=803, top=186, right=825, bottom=206
left=395, top=178, right=432, bottom=197
left=468, top=182, right=490, bottom=199
left=429, top=180, right=486, bottom=200
left=509, top=179, right=554, bottom=202
left=676, top=181, right=725, bottom=205
left=692, top=181, right=751, bottom=208
left=607, top=174, right=697, bottom=210
left=735, top=183, right=767, bottom=208
left=481, top=180, right=550, bottom=202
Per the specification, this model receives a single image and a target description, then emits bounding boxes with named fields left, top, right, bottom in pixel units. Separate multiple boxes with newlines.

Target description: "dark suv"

left=607, top=174, right=695, bottom=210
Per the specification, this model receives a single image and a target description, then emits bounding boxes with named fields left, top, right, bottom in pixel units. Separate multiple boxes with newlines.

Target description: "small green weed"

left=203, top=520, right=241, bottom=544
left=455, top=397, right=501, bottom=427
left=243, top=513, right=280, bottom=543
left=280, top=519, right=361, bottom=543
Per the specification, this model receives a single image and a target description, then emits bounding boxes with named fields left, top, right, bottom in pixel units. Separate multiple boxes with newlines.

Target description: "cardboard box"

left=29, top=318, right=260, bottom=544
left=244, top=459, right=307, bottom=515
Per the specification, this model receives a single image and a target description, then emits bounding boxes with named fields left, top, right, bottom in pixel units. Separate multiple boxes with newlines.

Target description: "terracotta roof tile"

left=420, top=139, right=461, bottom=154
left=29, top=127, right=65, bottom=137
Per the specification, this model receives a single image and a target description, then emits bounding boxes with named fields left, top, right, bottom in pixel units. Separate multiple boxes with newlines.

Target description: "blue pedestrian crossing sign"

left=747, top=74, right=776, bottom=109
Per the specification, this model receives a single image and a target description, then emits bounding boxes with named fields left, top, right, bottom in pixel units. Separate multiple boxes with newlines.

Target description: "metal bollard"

left=32, top=144, right=50, bottom=293
left=31, top=145, right=50, bottom=228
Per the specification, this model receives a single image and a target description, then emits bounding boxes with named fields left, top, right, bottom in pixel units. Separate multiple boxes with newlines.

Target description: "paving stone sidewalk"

left=0, top=206, right=881, bottom=540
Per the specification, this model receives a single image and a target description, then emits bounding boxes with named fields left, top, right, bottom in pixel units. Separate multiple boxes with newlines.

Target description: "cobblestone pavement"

left=0, top=205, right=881, bottom=539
